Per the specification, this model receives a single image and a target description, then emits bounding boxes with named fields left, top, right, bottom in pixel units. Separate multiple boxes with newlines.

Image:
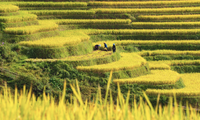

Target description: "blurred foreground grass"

left=0, top=71, right=199, bottom=120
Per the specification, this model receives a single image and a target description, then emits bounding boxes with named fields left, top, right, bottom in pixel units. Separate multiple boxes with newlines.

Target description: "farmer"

left=112, top=43, right=116, bottom=53
left=104, top=43, right=108, bottom=51
left=94, top=44, right=101, bottom=50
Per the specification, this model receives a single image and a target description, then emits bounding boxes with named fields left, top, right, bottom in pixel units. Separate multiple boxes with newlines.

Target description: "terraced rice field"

left=2, top=0, right=200, bottom=99
left=76, top=53, right=146, bottom=72
left=146, top=73, right=200, bottom=96
left=113, top=70, right=180, bottom=85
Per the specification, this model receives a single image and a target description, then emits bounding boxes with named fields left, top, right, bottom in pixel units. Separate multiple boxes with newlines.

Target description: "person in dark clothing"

left=94, top=44, right=101, bottom=50
left=104, top=43, right=108, bottom=51
left=112, top=43, right=116, bottom=52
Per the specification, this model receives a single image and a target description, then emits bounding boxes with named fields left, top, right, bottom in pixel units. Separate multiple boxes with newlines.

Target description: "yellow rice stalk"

left=132, top=22, right=200, bottom=27
left=138, top=14, right=200, bottom=20
left=93, top=40, right=200, bottom=46
left=113, top=70, right=180, bottom=85
left=0, top=4, right=19, bottom=13
left=88, top=1, right=200, bottom=6
left=0, top=74, right=198, bottom=119
left=148, top=60, right=200, bottom=66
left=93, top=7, right=200, bottom=14
left=146, top=73, right=200, bottom=96
left=27, top=10, right=95, bottom=15
left=76, top=52, right=146, bottom=72
left=84, top=29, right=200, bottom=35
left=138, top=50, right=200, bottom=56
left=53, top=19, right=131, bottom=25
left=4, top=20, right=58, bottom=35
left=26, top=50, right=113, bottom=62
left=148, top=62, right=171, bottom=70
left=19, top=30, right=90, bottom=48
left=10, top=2, right=87, bottom=7
left=0, top=12, right=37, bottom=23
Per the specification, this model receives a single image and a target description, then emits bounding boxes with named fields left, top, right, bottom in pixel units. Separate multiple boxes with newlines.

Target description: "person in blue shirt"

left=104, top=43, right=108, bottom=51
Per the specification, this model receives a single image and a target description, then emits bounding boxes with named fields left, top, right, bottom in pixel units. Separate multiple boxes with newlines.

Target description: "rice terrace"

left=2, top=0, right=200, bottom=119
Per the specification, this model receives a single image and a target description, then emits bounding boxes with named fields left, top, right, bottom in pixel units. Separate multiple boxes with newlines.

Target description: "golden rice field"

left=148, top=62, right=171, bottom=70
left=5, top=1, right=87, bottom=7
left=53, top=19, right=131, bottom=25
left=138, top=50, right=200, bottom=56
left=0, top=11, right=37, bottom=23
left=19, top=30, right=90, bottom=48
left=131, top=22, right=200, bottom=27
left=0, top=4, right=19, bottom=13
left=0, top=77, right=199, bottom=120
left=88, top=1, right=200, bottom=6
left=26, top=50, right=113, bottom=62
left=84, top=29, right=200, bottom=35
left=93, top=7, right=200, bottom=14
left=138, top=14, right=200, bottom=20
left=148, top=60, right=200, bottom=66
left=93, top=40, right=200, bottom=46
left=26, top=10, right=95, bottom=15
left=146, top=73, right=200, bottom=96
left=76, top=53, right=146, bottom=72
left=4, top=20, right=58, bottom=35
left=113, top=70, right=180, bottom=85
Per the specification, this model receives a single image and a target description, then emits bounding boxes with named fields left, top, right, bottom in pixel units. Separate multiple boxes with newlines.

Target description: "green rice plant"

left=4, top=20, right=58, bottom=35
left=138, top=14, right=200, bottom=20
left=53, top=19, right=131, bottom=25
left=113, top=70, right=180, bottom=85
left=0, top=11, right=37, bottom=23
left=19, top=30, right=90, bottom=47
left=26, top=10, right=95, bottom=15
left=146, top=73, right=200, bottom=96
left=0, top=4, right=19, bottom=13
left=88, top=1, right=200, bottom=6
left=93, top=7, right=200, bottom=14
left=76, top=52, right=147, bottom=73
